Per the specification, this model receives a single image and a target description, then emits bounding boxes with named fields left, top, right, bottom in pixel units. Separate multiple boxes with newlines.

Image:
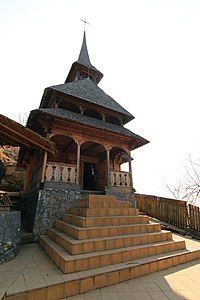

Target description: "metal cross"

left=81, top=18, right=90, bottom=30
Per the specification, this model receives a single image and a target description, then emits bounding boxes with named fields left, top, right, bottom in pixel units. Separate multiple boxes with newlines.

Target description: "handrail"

left=110, top=171, right=131, bottom=187
left=45, top=163, right=77, bottom=183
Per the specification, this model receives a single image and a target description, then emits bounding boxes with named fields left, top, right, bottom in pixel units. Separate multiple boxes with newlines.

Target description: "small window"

left=105, top=116, right=121, bottom=125
left=58, top=101, right=80, bottom=114
left=80, top=70, right=88, bottom=78
left=83, top=109, right=102, bottom=120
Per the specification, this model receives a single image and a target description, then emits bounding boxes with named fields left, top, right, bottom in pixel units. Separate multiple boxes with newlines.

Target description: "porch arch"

left=109, top=147, right=132, bottom=188
left=44, top=135, right=78, bottom=184
left=48, top=135, right=77, bottom=164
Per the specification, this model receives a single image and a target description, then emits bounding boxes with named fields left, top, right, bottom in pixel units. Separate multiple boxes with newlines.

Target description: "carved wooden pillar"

left=41, top=151, right=48, bottom=183
left=106, top=149, right=110, bottom=186
left=76, top=143, right=81, bottom=185
left=128, top=151, right=133, bottom=188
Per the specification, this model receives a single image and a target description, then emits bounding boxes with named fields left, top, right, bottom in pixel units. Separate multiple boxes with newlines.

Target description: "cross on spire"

left=81, top=18, right=90, bottom=30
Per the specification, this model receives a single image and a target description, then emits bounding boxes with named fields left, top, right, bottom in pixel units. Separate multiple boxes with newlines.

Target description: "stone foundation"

left=22, top=182, right=135, bottom=238
left=105, top=186, right=136, bottom=207
left=0, top=211, right=21, bottom=264
left=32, top=182, right=81, bottom=237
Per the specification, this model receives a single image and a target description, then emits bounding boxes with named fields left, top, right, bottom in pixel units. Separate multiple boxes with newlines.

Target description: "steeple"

left=65, top=31, right=103, bottom=84
left=77, top=31, right=94, bottom=69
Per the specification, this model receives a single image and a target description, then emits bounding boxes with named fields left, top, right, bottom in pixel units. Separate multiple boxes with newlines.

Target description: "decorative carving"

left=110, top=172, right=115, bottom=186
left=74, top=137, right=86, bottom=145
left=49, top=129, right=129, bottom=153
left=45, top=162, right=77, bottom=184
left=54, top=165, right=61, bottom=181
left=62, top=166, right=69, bottom=182
left=69, top=167, right=76, bottom=183
left=109, top=171, right=131, bottom=187
left=45, top=164, right=53, bottom=181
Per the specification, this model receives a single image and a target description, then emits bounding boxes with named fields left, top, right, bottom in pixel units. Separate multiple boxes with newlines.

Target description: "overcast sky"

left=1, top=0, right=200, bottom=198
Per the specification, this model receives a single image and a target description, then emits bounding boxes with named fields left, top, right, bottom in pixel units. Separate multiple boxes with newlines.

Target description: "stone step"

left=70, top=207, right=139, bottom=217
left=39, top=235, right=186, bottom=273
left=48, top=227, right=173, bottom=255
left=77, top=197, right=129, bottom=209
left=63, top=214, right=149, bottom=228
left=5, top=247, right=200, bottom=300
left=54, top=220, right=161, bottom=240
left=81, top=190, right=106, bottom=199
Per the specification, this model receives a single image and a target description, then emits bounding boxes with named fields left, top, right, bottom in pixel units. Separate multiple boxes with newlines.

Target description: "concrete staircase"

left=38, top=195, right=199, bottom=298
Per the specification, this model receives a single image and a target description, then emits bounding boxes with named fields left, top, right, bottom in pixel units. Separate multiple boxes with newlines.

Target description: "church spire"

left=65, top=31, right=103, bottom=84
left=77, top=31, right=93, bottom=69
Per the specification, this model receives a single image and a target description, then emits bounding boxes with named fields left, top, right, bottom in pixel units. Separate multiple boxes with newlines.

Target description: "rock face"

left=0, top=211, right=21, bottom=264
left=0, top=146, right=24, bottom=192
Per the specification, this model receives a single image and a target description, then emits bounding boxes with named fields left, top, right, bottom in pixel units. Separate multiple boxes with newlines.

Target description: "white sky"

left=1, top=0, right=200, bottom=198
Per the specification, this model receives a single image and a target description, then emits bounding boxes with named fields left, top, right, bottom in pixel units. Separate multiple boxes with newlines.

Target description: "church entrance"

left=80, top=141, right=106, bottom=191
left=83, top=162, right=96, bottom=190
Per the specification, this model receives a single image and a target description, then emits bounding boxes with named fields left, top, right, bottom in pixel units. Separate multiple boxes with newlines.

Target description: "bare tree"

left=165, top=155, right=200, bottom=204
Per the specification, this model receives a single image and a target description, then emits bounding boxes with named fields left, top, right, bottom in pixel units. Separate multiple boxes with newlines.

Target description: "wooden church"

left=4, top=31, right=199, bottom=300
left=19, top=31, right=149, bottom=235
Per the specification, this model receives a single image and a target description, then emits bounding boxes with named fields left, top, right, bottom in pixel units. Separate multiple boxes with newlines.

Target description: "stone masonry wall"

left=106, top=187, right=136, bottom=207
left=32, top=182, right=81, bottom=237
left=0, top=211, right=21, bottom=264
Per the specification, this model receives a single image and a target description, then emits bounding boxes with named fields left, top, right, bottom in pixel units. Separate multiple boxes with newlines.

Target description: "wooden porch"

left=44, top=162, right=132, bottom=188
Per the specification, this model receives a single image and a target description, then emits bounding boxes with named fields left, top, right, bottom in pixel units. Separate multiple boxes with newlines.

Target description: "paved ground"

left=66, top=261, right=200, bottom=299
left=0, top=234, right=200, bottom=300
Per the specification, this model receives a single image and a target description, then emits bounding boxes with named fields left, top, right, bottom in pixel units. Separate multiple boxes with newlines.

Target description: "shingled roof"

left=50, top=78, right=134, bottom=122
left=33, top=108, right=148, bottom=150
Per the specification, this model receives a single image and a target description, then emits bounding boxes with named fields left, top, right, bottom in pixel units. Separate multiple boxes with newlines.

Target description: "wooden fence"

left=135, top=193, right=200, bottom=233
left=188, top=204, right=200, bottom=233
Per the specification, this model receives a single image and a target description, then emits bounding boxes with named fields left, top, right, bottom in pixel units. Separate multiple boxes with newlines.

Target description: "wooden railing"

left=110, top=171, right=131, bottom=187
left=136, top=193, right=200, bottom=234
left=135, top=194, right=188, bottom=230
left=188, top=204, right=200, bottom=233
left=45, top=162, right=77, bottom=184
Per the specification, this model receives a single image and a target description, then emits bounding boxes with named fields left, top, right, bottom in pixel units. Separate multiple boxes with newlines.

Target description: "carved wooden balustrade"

left=110, top=171, right=131, bottom=187
left=45, top=162, right=77, bottom=184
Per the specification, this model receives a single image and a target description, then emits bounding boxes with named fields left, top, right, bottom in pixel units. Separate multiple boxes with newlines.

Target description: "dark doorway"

left=83, top=162, right=96, bottom=190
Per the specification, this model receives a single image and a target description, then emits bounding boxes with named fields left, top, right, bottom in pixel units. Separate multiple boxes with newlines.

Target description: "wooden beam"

left=76, top=144, right=81, bottom=185
left=0, top=123, right=55, bottom=154
left=0, top=129, right=31, bottom=148
left=41, top=151, right=48, bottom=183
left=106, top=149, right=110, bottom=186
left=128, top=151, right=133, bottom=188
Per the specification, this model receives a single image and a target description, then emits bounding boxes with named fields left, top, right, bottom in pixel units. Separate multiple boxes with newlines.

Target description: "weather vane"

left=81, top=18, right=90, bottom=30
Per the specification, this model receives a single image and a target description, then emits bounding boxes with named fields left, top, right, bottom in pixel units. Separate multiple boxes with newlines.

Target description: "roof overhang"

left=32, top=108, right=149, bottom=151
left=0, top=114, right=56, bottom=154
